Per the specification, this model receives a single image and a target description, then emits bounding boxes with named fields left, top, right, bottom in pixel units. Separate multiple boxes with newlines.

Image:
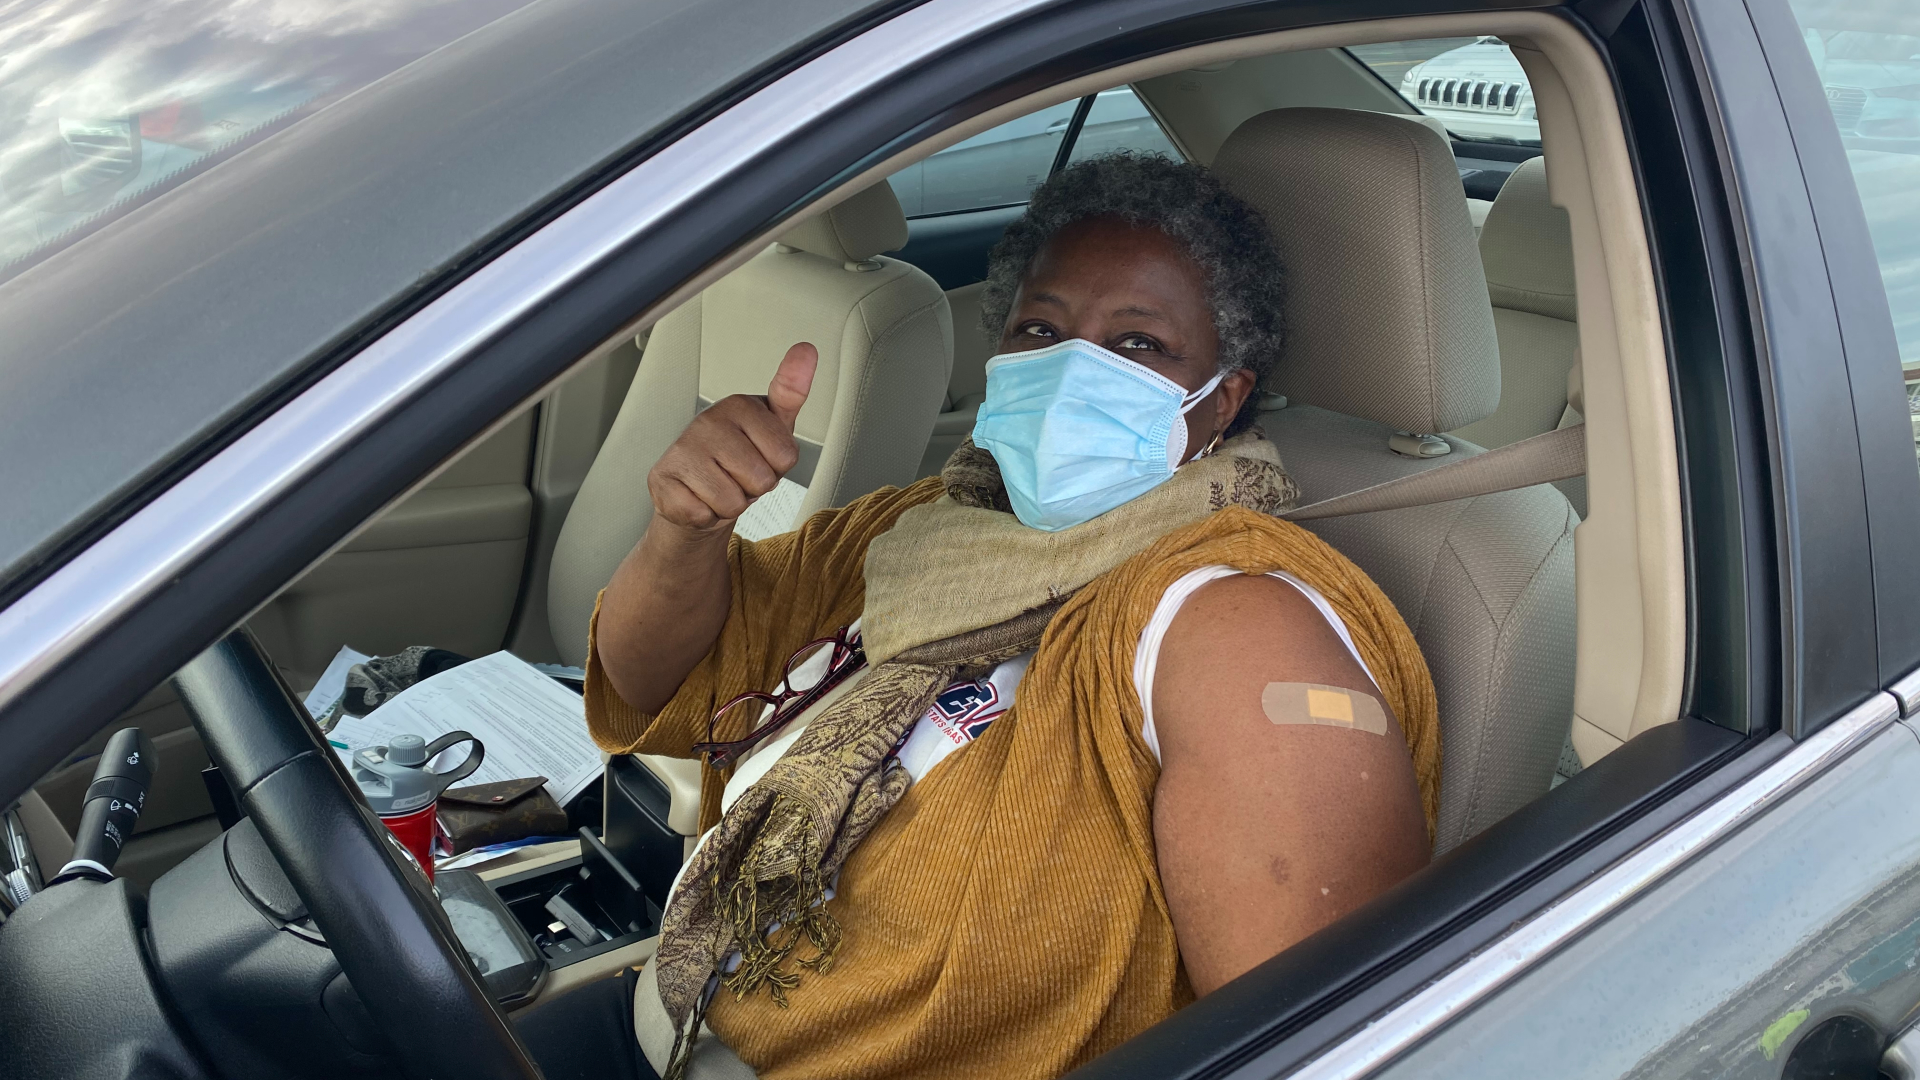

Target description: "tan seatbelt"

left=1281, top=424, right=1585, bottom=522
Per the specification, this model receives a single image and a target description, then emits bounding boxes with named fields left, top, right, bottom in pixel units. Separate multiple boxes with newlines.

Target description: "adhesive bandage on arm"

left=1260, top=683, right=1389, bottom=735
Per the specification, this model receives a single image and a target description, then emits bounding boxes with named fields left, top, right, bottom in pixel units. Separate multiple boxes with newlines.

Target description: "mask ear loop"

left=1179, top=371, right=1228, bottom=463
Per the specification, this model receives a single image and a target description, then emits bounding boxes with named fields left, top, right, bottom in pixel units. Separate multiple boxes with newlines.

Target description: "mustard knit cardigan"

left=585, top=476, right=1438, bottom=1080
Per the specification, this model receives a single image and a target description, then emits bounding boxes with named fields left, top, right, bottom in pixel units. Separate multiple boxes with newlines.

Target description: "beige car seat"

left=547, top=181, right=953, bottom=666
left=913, top=110, right=1493, bottom=482
left=917, top=281, right=997, bottom=478
left=1212, top=108, right=1578, bottom=852
left=1449, top=156, right=1585, bottom=513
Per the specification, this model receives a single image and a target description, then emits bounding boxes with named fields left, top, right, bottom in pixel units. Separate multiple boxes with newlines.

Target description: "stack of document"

left=314, top=649, right=603, bottom=806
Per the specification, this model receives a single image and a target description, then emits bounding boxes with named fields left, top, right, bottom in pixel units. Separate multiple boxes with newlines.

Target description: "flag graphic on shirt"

left=930, top=679, right=1004, bottom=742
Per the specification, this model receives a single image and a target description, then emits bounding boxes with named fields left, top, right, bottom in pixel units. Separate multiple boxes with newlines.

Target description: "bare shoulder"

left=1157, top=574, right=1379, bottom=713
left=1151, top=571, right=1408, bottom=771
left=1167, top=573, right=1345, bottom=646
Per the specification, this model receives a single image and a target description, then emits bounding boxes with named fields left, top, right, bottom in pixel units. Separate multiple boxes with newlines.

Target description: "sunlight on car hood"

left=0, top=0, right=539, bottom=279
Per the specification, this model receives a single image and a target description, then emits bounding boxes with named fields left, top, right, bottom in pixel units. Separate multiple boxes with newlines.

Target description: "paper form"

left=328, top=651, right=603, bottom=806
left=303, top=645, right=371, bottom=721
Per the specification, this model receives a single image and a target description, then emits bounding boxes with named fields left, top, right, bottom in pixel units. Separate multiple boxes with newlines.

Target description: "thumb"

left=766, top=342, right=817, bottom=430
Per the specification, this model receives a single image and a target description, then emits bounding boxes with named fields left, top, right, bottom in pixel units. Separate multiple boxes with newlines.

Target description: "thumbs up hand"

left=648, top=342, right=818, bottom=533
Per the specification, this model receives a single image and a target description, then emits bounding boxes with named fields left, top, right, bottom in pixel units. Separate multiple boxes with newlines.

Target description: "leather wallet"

left=437, top=777, right=569, bottom=855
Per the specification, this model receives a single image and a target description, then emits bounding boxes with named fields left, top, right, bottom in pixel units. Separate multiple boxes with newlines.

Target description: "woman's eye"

left=1116, top=334, right=1162, bottom=352
left=1016, top=321, right=1056, bottom=339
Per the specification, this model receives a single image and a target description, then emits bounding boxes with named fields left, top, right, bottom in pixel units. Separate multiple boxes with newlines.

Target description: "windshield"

left=0, top=0, right=541, bottom=283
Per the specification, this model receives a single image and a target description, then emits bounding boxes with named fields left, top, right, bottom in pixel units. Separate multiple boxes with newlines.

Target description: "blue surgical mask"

left=971, top=338, right=1225, bottom=532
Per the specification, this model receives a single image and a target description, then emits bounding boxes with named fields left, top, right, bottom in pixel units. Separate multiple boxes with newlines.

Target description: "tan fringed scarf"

left=649, top=436, right=1299, bottom=1078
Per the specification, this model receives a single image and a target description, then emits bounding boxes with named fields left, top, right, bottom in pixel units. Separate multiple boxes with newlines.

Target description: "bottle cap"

left=386, top=733, right=428, bottom=766
left=350, top=731, right=483, bottom=816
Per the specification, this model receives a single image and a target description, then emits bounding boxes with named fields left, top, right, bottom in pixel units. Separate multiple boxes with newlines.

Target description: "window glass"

left=1064, top=87, right=1183, bottom=165
left=887, top=100, right=1079, bottom=218
left=1350, top=37, right=1542, bottom=147
left=1785, top=0, right=1920, bottom=464
left=887, top=88, right=1181, bottom=219
left=0, top=0, right=542, bottom=282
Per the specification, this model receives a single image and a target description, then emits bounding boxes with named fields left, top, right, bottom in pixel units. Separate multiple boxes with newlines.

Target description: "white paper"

left=327, top=651, right=602, bottom=806
left=303, top=645, right=371, bottom=720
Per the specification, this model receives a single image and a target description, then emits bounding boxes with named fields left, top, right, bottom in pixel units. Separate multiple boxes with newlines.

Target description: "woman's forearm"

left=589, top=343, right=819, bottom=713
left=594, top=518, right=734, bottom=715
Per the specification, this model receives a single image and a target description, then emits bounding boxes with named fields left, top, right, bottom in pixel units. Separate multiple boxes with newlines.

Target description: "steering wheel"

left=172, top=630, right=541, bottom=1080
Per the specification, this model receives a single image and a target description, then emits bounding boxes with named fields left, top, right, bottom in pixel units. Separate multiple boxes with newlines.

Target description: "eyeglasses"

left=691, top=626, right=866, bottom=770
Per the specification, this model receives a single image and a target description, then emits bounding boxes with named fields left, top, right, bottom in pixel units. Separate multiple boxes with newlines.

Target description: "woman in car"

left=524, top=153, right=1439, bottom=1080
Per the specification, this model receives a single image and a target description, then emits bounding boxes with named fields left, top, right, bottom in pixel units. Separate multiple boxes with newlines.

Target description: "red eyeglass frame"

left=690, top=625, right=867, bottom=770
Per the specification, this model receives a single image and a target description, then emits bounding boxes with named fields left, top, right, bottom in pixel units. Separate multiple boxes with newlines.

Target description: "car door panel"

left=1369, top=719, right=1920, bottom=1080
left=1068, top=720, right=1764, bottom=1080
left=251, top=408, right=535, bottom=682
left=33, top=409, right=537, bottom=839
left=27, top=324, right=643, bottom=852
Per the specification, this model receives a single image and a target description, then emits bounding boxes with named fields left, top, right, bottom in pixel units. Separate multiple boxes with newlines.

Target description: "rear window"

left=1349, top=37, right=1542, bottom=147
left=0, top=0, right=542, bottom=284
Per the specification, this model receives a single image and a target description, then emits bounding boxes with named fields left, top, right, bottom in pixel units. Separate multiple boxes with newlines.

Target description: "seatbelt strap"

left=1280, top=424, right=1585, bottom=522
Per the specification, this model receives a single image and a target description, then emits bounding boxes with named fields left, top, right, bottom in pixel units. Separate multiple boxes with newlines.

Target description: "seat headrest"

left=777, top=180, right=910, bottom=263
left=1478, top=157, right=1576, bottom=323
left=1212, top=108, right=1500, bottom=434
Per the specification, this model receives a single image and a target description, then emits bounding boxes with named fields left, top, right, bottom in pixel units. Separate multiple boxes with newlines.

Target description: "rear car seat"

left=547, top=180, right=953, bottom=667
left=1447, top=156, right=1586, bottom=514
left=1213, top=108, right=1578, bottom=852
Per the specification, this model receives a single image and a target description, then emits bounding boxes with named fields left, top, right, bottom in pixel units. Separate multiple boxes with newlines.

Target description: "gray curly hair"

left=979, top=151, right=1287, bottom=434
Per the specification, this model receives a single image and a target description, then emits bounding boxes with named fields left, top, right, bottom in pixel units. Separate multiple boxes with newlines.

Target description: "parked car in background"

left=1800, top=27, right=1920, bottom=153
left=886, top=87, right=1181, bottom=218
left=1395, top=36, right=1540, bottom=145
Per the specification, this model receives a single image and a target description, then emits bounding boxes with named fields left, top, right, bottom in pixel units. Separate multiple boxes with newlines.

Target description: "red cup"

left=379, top=802, right=440, bottom=881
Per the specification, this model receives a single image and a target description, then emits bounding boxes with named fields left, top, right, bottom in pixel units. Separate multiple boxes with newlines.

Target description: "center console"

left=439, top=754, right=689, bottom=1008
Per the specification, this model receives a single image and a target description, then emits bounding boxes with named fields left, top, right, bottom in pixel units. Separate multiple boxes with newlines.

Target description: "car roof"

left=0, top=0, right=895, bottom=604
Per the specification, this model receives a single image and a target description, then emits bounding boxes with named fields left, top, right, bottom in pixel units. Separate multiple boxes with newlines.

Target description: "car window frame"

left=1672, top=0, right=1889, bottom=736
left=1740, top=0, right=1920, bottom=698
left=1097, top=3, right=1894, bottom=1073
